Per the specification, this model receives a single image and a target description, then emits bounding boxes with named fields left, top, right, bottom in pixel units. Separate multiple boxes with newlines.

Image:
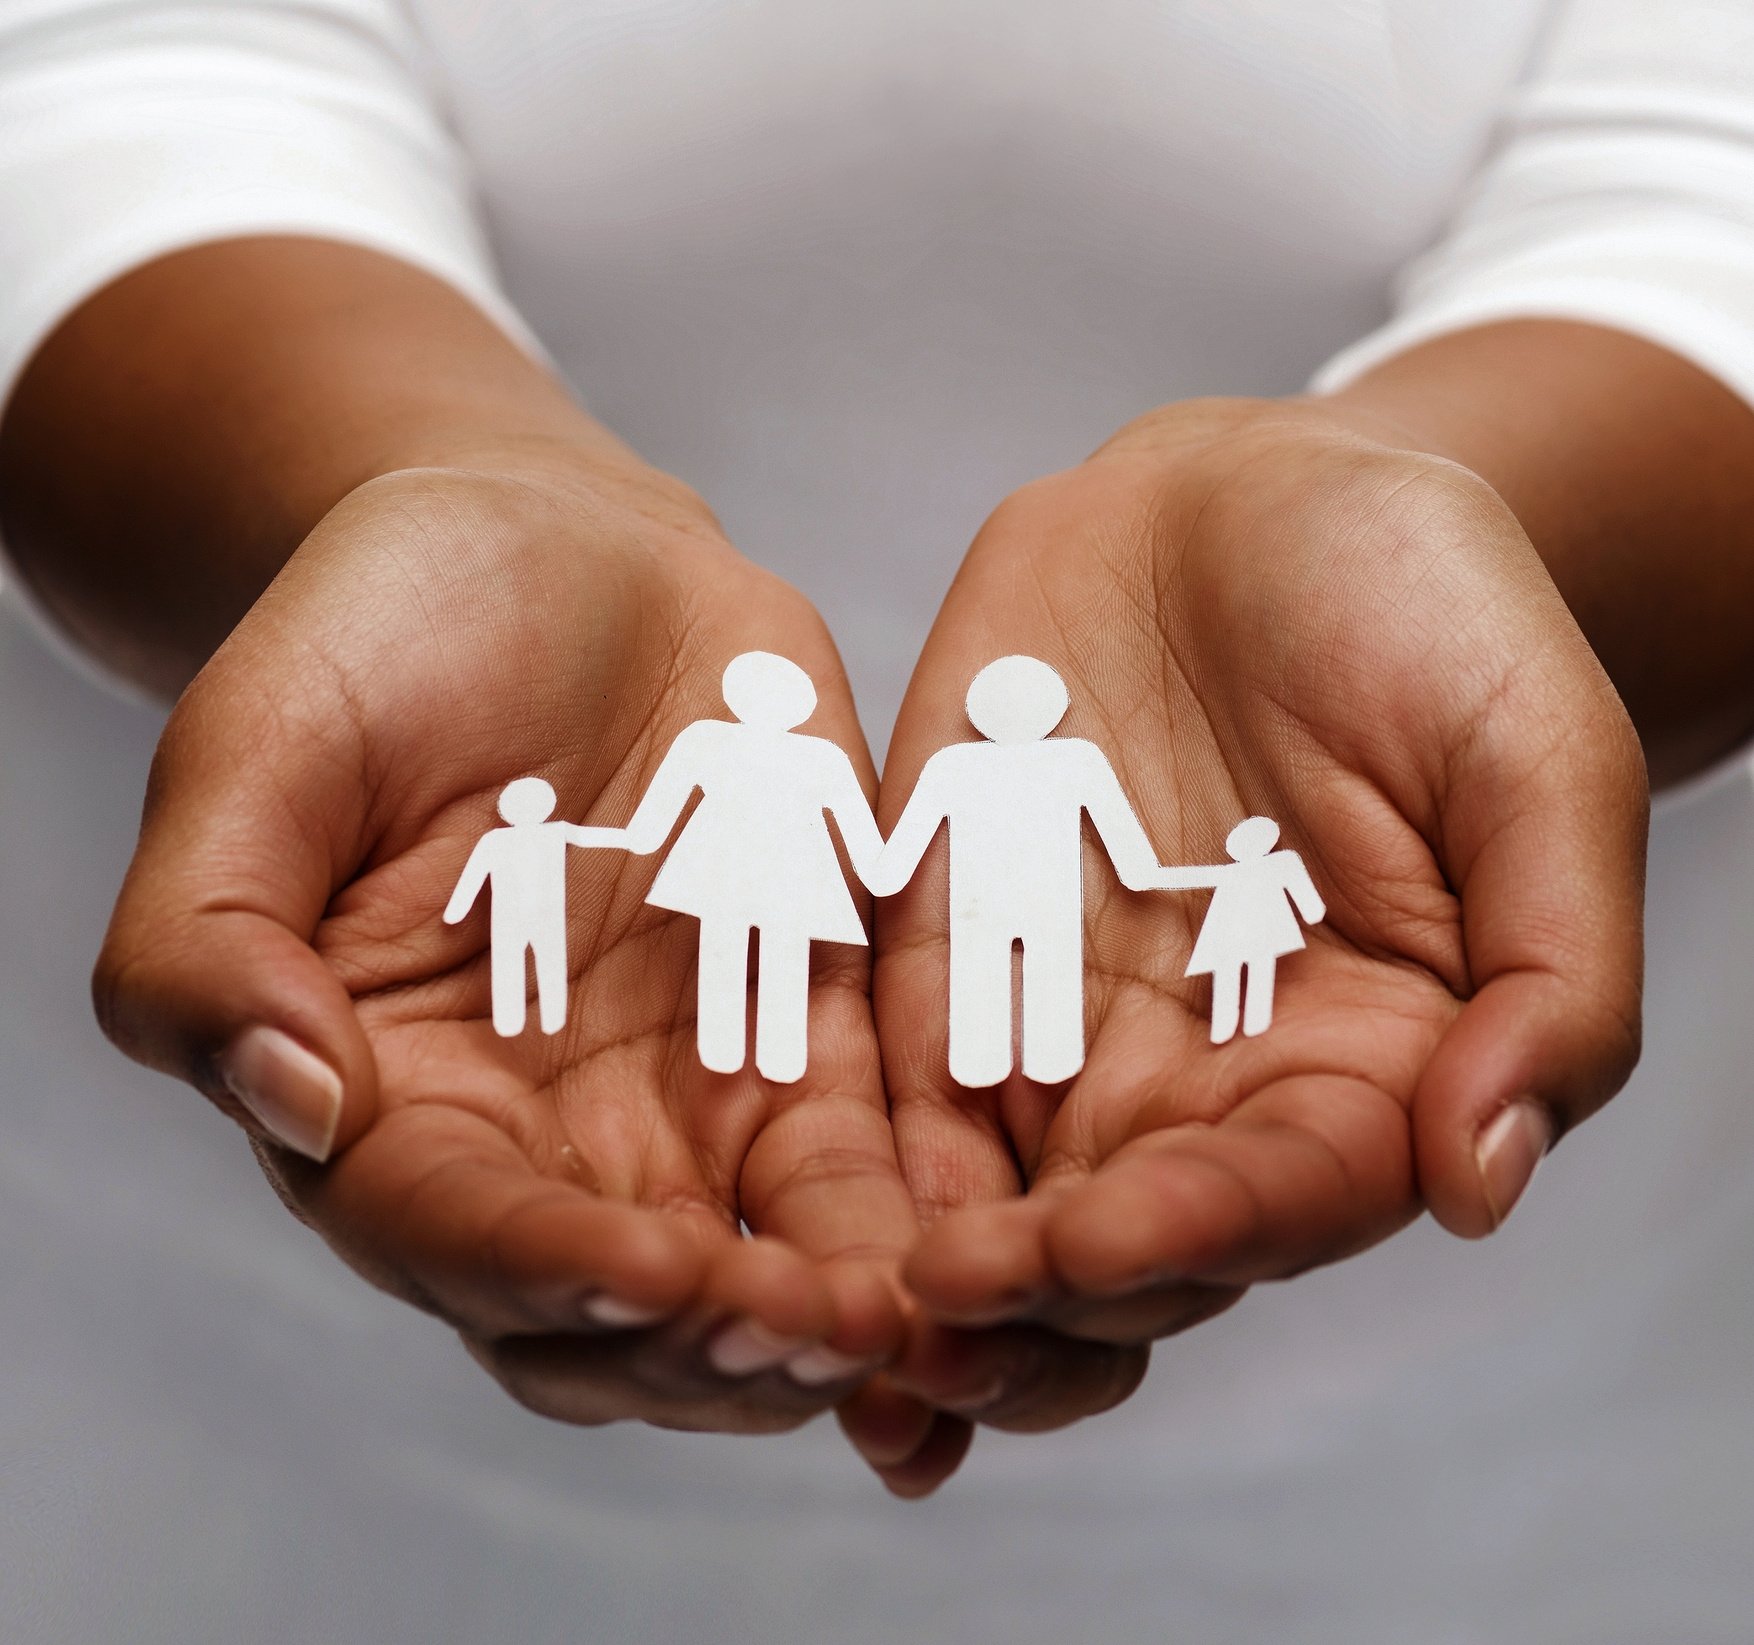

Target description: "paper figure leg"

left=949, top=922, right=1014, bottom=1088
left=1209, top=965, right=1241, bottom=1046
left=696, top=921, right=752, bottom=1074
left=754, top=929, right=810, bottom=1084
left=1241, top=958, right=1276, bottom=1038
left=492, top=937, right=530, bottom=1037
left=1021, top=927, right=1084, bottom=1083
left=532, top=928, right=569, bottom=1036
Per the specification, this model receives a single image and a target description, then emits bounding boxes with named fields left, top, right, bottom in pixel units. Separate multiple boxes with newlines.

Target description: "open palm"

left=97, top=449, right=922, bottom=1434
left=876, top=399, right=1647, bottom=1407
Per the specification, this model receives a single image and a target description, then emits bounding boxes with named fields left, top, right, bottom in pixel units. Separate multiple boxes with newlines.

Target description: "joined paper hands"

left=449, top=650, right=1325, bottom=1075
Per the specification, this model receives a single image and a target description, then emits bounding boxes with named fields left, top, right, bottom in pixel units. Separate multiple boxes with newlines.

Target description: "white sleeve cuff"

left=1311, top=215, right=1754, bottom=411
left=0, top=15, right=537, bottom=412
left=0, top=2, right=543, bottom=693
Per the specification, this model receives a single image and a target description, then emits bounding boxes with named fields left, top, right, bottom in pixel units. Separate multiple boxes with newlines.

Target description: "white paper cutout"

left=443, top=653, right=1325, bottom=1077
left=611, top=651, right=883, bottom=1083
left=444, top=777, right=624, bottom=1036
left=1151, top=817, right=1326, bottom=1043
left=447, top=654, right=882, bottom=1075
left=868, top=655, right=1161, bottom=1087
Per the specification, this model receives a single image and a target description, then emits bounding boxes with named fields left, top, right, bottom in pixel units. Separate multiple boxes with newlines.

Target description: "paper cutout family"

left=445, top=652, right=1325, bottom=1084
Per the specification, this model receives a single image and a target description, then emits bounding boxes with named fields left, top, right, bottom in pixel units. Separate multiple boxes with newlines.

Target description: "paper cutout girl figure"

left=1153, top=816, right=1326, bottom=1043
left=444, top=777, right=625, bottom=1037
left=613, top=651, right=883, bottom=1084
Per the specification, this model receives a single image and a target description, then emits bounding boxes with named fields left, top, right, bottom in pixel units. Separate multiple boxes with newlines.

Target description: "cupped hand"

left=94, top=439, right=944, bottom=1443
left=875, top=397, right=1647, bottom=1418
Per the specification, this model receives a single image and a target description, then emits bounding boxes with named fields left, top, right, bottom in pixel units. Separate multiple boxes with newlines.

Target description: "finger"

left=93, top=685, right=377, bottom=1161
left=1415, top=684, right=1648, bottom=1236
left=875, top=921, right=1030, bottom=1224
left=839, top=1355, right=975, bottom=1497
left=465, top=1329, right=837, bottom=1436
left=836, top=1375, right=942, bottom=1473
left=888, top=1070, right=1030, bottom=1220
left=867, top=794, right=1042, bottom=1214
left=468, top=1236, right=859, bottom=1434
left=902, top=1195, right=1064, bottom=1324
left=739, top=1032, right=920, bottom=1372
left=695, top=1233, right=844, bottom=1378
left=859, top=1410, right=976, bottom=1500
left=1031, top=1279, right=1246, bottom=1345
left=907, top=1189, right=1246, bottom=1344
left=889, top=1319, right=1149, bottom=1434
left=1040, top=1074, right=1416, bottom=1295
left=291, top=1105, right=707, bottom=1335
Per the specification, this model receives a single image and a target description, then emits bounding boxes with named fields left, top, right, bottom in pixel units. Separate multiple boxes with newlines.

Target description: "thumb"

left=1412, top=682, right=1648, bottom=1237
left=93, top=687, right=378, bottom=1162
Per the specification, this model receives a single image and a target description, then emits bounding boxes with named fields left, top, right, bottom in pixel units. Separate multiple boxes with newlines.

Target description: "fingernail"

left=581, top=1295, right=668, bottom=1330
left=1475, top=1101, right=1552, bottom=1229
left=219, top=1026, right=343, bottom=1162
left=707, top=1318, right=813, bottom=1377
left=938, top=1376, right=1006, bottom=1417
left=785, top=1346, right=876, bottom=1387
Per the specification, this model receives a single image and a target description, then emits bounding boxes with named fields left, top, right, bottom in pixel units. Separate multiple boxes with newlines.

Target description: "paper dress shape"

left=1152, top=817, right=1327, bottom=1044
left=443, top=651, right=1323, bottom=1080
left=610, top=651, right=882, bottom=1083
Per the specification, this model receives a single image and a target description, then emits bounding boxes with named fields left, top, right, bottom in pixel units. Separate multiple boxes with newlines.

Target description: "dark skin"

left=0, top=239, right=977, bottom=1485
left=5, top=237, right=1754, bottom=1489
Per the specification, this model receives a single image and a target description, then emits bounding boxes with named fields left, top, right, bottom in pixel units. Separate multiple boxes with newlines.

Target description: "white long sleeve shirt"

left=3, top=4, right=1754, bottom=1642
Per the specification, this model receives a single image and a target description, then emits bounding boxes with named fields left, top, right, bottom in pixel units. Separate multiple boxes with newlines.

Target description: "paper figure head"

left=723, top=651, right=817, bottom=730
left=1225, top=816, right=1280, bottom=860
left=498, top=776, right=558, bottom=825
left=965, top=655, right=1070, bottom=744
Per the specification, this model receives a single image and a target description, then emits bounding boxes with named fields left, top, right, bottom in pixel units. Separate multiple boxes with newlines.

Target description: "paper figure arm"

left=560, top=825, right=628, bottom=850
left=1150, top=863, right=1225, bottom=891
left=617, top=727, right=706, bottom=855
left=865, top=754, right=951, bottom=897
left=443, top=836, right=495, bottom=924
left=821, top=748, right=886, bottom=889
left=1081, top=750, right=1161, bottom=892
left=1282, top=851, right=1327, bottom=927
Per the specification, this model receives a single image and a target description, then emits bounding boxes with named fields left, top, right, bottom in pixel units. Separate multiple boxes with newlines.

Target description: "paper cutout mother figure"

left=1152, top=817, right=1326, bottom=1043
left=869, top=654, right=1159, bottom=1087
left=614, top=651, right=884, bottom=1083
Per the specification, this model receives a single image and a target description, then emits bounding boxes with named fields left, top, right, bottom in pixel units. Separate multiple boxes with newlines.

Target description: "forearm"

left=0, top=237, right=621, bottom=697
left=1324, top=319, right=1754, bottom=789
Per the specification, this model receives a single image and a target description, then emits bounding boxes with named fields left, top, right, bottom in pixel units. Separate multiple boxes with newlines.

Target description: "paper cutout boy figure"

left=444, top=777, right=623, bottom=1036
left=869, top=654, right=1159, bottom=1087
left=1152, top=816, right=1326, bottom=1043
left=612, top=651, right=884, bottom=1084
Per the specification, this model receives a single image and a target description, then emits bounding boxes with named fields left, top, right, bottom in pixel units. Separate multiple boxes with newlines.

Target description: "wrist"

left=1317, top=321, right=1754, bottom=782
left=0, top=238, right=678, bottom=696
